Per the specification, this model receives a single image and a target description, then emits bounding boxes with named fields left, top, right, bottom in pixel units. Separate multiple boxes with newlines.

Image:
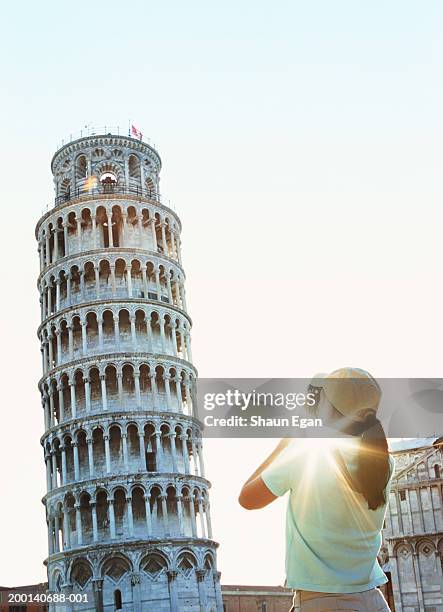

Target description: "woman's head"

left=322, top=367, right=381, bottom=424
left=310, top=367, right=391, bottom=510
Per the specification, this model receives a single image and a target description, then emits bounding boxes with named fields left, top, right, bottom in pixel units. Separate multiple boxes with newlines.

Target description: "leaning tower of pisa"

left=36, top=129, right=223, bottom=611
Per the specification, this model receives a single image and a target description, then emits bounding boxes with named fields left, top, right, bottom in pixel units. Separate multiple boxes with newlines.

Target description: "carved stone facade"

left=382, top=438, right=443, bottom=612
left=36, top=132, right=223, bottom=611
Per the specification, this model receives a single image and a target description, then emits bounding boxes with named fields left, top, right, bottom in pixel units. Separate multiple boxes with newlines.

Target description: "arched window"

left=146, top=451, right=156, bottom=472
left=75, top=155, right=87, bottom=180
left=114, top=589, right=122, bottom=610
left=100, top=171, right=117, bottom=193
left=434, top=464, right=440, bottom=478
left=128, top=154, right=141, bottom=179
left=100, top=171, right=117, bottom=185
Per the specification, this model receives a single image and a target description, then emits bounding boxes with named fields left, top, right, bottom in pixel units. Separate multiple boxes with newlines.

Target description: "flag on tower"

left=131, top=124, right=143, bottom=140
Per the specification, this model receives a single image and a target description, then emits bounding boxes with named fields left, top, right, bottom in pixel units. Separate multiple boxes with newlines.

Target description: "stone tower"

left=36, top=129, right=223, bottom=611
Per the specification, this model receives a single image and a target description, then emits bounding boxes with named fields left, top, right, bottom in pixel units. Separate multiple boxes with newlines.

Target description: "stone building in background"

left=35, top=129, right=223, bottom=611
left=381, top=437, right=443, bottom=612
left=221, top=585, right=292, bottom=611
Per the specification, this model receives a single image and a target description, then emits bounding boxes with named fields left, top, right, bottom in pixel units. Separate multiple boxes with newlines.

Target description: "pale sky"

left=1, top=0, right=443, bottom=588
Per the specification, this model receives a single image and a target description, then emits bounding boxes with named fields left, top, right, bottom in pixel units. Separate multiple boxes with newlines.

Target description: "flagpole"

left=128, top=119, right=131, bottom=137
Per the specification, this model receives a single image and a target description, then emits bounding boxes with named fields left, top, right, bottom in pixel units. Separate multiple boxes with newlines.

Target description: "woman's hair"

left=307, top=387, right=391, bottom=510
left=354, top=413, right=391, bottom=511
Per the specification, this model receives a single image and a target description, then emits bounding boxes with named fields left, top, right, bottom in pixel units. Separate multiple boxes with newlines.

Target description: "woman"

left=239, top=367, right=394, bottom=612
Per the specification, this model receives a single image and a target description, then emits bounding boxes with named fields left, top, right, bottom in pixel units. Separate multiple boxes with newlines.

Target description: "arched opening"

left=96, top=489, right=109, bottom=540
left=105, top=365, right=118, bottom=410
left=77, top=430, right=88, bottom=479
left=109, top=424, right=122, bottom=471
left=71, top=558, right=92, bottom=591
left=114, top=589, right=122, bottom=610
left=65, top=493, right=76, bottom=546
left=86, top=311, right=99, bottom=350
left=115, top=259, right=126, bottom=296
left=60, top=177, right=71, bottom=198
left=158, top=265, right=168, bottom=302
left=131, top=259, right=142, bottom=297
left=100, top=170, right=117, bottom=194
left=118, top=309, right=131, bottom=350
left=182, top=486, right=192, bottom=536
left=139, top=363, right=150, bottom=408
left=144, top=423, right=157, bottom=472
left=102, top=310, right=115, bottom=349
left=59, top=272, right=68, bottom=309
left=67, top=212, right=77, bottom=257
left=166, top=485, right=178, bottom=535
left=150, top=312, right=161, bottom=353
left=70, top=266, right=81, bottom=305
left=52, top=438, right=61, bottom=487
left=111, top=205, right=123, bottom=247
left=81, top=208, right=92, bottom=248
left=53, top=570, right=63, bottom=593
left=164, top=315, right=174, bottom=356
left=122, top=363, right=135, bottom=407
left=56, top=217, right=65, bottom=257
left=155, top=366, right=165, bottom=406
left=204, top=553, right=214, bottom=576
left=74, top=369, right=85, bottom=413
left=50, top=379, right=60, bottom=425
left=75, top=155, right=87, bottom=181
left=83, top=261, right=95, bottom=299
left=96, top=206, right=108, bottom=248
left=99, top=259, right=111, bottom=296
left=128, top=154, right=141, bottom=180
left=127, top=424, right=141, bottom=467
left=48, top=276, right=56, bottom=316
left=113, top=489, right=127, bottom=537
left=145, top=176, right=156, bottom=195
left=89, top=367, right=101, bottom=411
left=135, top=310, right=147, bottom=348
left=79, top=492, right=93, bottom=544
left=149, top=487, right=163, bottom=536
left=92, top=427, right=105, bottom=476
left=63, top=434, right=74, bottom=483
left=132, top=486, right=147, bottom=537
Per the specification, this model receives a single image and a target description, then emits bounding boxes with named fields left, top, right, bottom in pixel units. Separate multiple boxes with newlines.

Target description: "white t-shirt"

left=261, top=436, right=394, bottom=593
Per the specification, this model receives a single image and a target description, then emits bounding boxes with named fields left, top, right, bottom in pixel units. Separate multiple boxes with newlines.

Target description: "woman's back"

left=261, top=438, right=394, bottom=593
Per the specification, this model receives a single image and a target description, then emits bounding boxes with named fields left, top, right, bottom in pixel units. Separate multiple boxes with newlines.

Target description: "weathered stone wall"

left=382, top=439, right=443, bottom=612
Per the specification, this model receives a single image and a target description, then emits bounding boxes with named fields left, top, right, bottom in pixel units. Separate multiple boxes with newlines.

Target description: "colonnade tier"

left=42, top=412, right=200, bottom=449
left=46, top=542, right=223, bottom=611
left=38, top=252, right=187, bottom=321
left=39, top=355, right=197, bottom=426
left=46, top=477, right=213, bottom=555
left=36, top=199, right=182, bottom=273
left=38, top=305, right=193, bottom=374
left=42, top=416, right=206, bottom=493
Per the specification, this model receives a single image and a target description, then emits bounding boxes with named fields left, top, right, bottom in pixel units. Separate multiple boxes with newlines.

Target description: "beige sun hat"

left=315, top=367, right=381, bottom=422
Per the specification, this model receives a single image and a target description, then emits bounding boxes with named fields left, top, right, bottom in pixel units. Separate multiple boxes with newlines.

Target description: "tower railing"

left=56, top=126, right=156, bottom=149
left=48, top=184, right=174, bottom=211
